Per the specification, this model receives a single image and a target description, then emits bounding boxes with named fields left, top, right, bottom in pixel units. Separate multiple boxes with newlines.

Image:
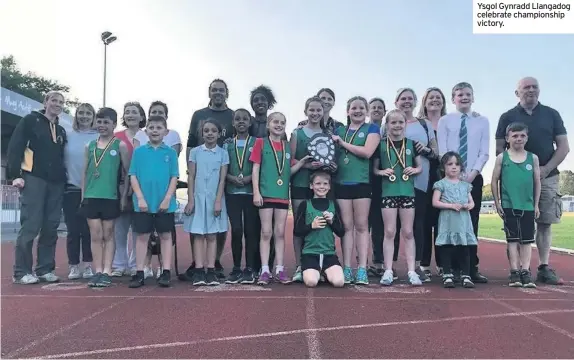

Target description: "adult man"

left=437, top=82, right=489, bottom=283
left=7, top=91, right=68, bottom=284
left=495, top=77, right=569, bottom=285
left=185, top=79, right=234, bottom=280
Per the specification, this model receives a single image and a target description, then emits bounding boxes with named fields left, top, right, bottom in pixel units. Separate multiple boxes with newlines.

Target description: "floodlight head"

left=105, top=36, right=117, bottom=45
left=101, top=31, right=112, bottom=41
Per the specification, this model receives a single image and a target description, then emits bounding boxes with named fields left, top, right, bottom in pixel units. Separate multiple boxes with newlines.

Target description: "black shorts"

left=335, top=183, right=372, bottom=200
left=80, top=198, right=120, bottom=220
left=301, top=254, right=341, bottom=272
left=132, top=212, right=175, bottom=234
left=503, top=209, right=535, bottom=244
left=381, top=196, right=415, bottom=209
left=291, top=186, right=313, bottom=200
left=260, top=201, right=289, bottom=210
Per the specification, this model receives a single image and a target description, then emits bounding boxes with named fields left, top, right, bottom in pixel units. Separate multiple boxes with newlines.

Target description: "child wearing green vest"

left=80, top=108, right=130, bottom=287
left=373, top=110, right=423, bottom=287
left=249, top=112, right=309, bottom=285
left=332, top=96, right=381, bottom=285
left=491, top=122, right=540, bottom=288
left=294, top=171, right=345, bottom=288
left=289, top=96, right=334, bottom=283
left=224, top=109, right=259, bottom=284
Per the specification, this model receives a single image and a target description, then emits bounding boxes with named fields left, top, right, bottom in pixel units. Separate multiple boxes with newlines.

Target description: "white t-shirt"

left=134, top=129, right=182, bottom=148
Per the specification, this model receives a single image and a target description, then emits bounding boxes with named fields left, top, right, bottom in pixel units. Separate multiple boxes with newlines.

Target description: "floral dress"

left=433, top=178, right=478, bottom=246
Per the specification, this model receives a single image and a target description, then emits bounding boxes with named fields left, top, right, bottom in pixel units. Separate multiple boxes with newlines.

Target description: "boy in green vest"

left=81, top=108, right=130, bottom=287
left=293, top=171, right=345, bottom=287
left=491, top=122, right=540, bottom=288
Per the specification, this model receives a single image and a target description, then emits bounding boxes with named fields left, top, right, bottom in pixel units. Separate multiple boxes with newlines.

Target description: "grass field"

left=479, top=212, right=574, bottom=250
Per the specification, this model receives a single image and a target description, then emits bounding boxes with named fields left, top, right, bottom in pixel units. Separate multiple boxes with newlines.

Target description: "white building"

left=562, top=195, right=574, bottom=213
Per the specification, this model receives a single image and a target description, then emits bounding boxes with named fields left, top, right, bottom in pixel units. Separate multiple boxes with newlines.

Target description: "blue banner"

left=1, top=87, right=73, bottom=131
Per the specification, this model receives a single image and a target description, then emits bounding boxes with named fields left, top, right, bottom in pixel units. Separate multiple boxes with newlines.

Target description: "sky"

left=1, top=0, right=573, bottom=181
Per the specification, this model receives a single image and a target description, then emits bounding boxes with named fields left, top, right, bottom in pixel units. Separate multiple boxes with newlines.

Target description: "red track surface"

left=2, top=217, right=574, bottom=359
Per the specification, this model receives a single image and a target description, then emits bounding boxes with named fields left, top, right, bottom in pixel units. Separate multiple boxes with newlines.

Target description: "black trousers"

left=421, top=161, right=441, bottom=268
left=226, top=194, right=259, bottom=269
left=438, top=245, right=471, bottom=276
left=369, top=182, right=384, bottom=264
left=62, top=186, right=92, bottom=265
left=469, top=174, right=483, bottom=270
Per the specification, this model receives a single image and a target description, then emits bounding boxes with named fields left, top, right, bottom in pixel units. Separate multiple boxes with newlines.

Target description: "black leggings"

left=226, top=193, right=260, bottom=270
left=62, top=187, right=92, bottom=265
left=438, top=245, right=471, bottom=276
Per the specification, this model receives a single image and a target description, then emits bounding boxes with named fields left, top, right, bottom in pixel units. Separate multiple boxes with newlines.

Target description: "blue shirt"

left=129, top=143, right=179, bottom=213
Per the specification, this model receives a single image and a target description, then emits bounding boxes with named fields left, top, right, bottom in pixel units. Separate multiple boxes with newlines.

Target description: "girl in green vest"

left=249, top=112, right=309, bottom=285
left=224, top=108, right=259, bottom=284
left=289, top=96, right=335, bottom=283
left=332, top=96, right=381, bottom=285
left=293, top=171, right=345, bottom=288
left=373, top=109, right=423, bottom=287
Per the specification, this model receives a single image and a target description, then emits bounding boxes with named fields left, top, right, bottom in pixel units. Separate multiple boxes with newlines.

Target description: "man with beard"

left=184, top=79, right=234, bottom=280
left=247, top=85, right=278, bottom=273
left=495, top=77, right=569, bottom=285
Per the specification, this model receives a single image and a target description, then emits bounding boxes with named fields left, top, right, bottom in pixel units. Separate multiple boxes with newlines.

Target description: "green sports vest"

left=379, top=138, right=415, bottom=197
left=302, top=200, right=337, bottom=255
left=501, top=151, right=535, bottom=211
left=292, top=128, right=312, bottom=188
left=84, top=138, right=121, bottom=200
left=260, top=137, right=291, bottom=200
left=335, top=124, right=370, bottom=184
left=226, top=136, right=256, bottom=194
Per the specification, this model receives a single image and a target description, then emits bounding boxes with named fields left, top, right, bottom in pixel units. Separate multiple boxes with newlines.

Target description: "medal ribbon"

left=386, top=137, right=406, bottom=170
left=343, top=123, right=365, bottom=155
left=93, top=137, right=116, bottom=169
left=234, top=135, right=250, bottom=172
left=268, top=137, right=286, bottom=177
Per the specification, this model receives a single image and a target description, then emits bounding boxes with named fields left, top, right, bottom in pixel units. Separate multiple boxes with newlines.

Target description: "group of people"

left=6, top=76, right=568, bottom=290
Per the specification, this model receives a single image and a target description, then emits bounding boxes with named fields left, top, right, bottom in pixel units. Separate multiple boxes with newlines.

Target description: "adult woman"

left=393, top=88, right=438, bottom=283
left=63, top=103, right=98, bottom=280
left=111, top=102, right=146, bottom=278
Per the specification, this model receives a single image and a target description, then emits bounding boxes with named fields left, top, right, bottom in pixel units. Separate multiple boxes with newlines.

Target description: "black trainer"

left=157, top=270, right=171, bottom=287
left=461, top=275, right=475, bottom=288
left=206, top=270, right=220, bottom=286
left=240, top=268, right=255, bottom=284
left=192, top=270, right=206, bottom=286
left=88, top=272, right=102, bottom=287
left=226, top=268, right=243, bottom=284
left=471, top=268, right=488, bottom=283
left=442, top=274, right=455, bottom=288
left=520, top=269, right=536, bottom=288
left=509, top=270, right=522, bottom=287
left=129, top=272, right=145, bottom=288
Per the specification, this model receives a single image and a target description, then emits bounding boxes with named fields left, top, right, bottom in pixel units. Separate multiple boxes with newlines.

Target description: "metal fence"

left=1, top=185, right=21, bottom=231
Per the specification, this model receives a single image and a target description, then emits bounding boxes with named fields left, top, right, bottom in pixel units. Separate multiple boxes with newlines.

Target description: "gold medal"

left=93, top=136, right=116, bottom=179
left=343, top=157, right=349, bottom=164
left=387, top=137, right=407, bottom=181
left=268, top=137, right=287, bottom=187
left=402, top=174, right=409, bottom=181
left=389, top=174, right=396, bottom=182
left=235, top=135, right=250, bottom=179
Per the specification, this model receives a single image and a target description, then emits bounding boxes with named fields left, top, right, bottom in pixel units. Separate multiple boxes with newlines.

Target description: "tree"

left=482, top=184, right=493, bottom=201
left=1, top=55, right=81, bottom=114
left=559, top=170, right=574, bottom=195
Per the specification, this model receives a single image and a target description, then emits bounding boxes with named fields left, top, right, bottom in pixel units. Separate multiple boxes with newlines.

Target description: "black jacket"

left=6, top=110, right=68, bottom=183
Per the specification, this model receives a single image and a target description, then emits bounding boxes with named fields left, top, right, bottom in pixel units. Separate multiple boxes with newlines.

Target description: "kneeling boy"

left=491, top=122, right=540, bottom=288
left=293, top=171, right=345, bottom=287
left=129, top=116, right=179, bottom=288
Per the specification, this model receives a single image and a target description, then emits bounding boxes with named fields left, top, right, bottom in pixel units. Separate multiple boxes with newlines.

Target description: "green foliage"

left=1, top=55, right=81, bottom=114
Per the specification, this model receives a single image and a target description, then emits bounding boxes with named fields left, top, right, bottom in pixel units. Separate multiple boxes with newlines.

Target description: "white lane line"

left=5, top=288, right=153, bottom=359
left=29, top=309, right=574, bottom=359
left=305, top=288, right=322, bottom=359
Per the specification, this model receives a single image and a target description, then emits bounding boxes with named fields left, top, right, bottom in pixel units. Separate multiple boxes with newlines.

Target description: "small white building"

left=481, top=200, right=496, bottom=214
left=562, top=195, right=574, bottom=212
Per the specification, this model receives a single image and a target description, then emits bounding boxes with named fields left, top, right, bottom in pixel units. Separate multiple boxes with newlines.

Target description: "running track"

left=2, top=217, right=573, bottom=359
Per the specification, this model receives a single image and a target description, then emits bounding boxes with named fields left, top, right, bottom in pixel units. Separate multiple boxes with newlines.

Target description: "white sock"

left=261, top=265, right=270, bottom=274
left=276, top=265, right=284, bottom=273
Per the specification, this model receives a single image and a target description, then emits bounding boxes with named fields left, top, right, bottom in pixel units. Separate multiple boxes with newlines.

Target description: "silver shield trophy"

left=307, top=133, right=336, bottom=171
